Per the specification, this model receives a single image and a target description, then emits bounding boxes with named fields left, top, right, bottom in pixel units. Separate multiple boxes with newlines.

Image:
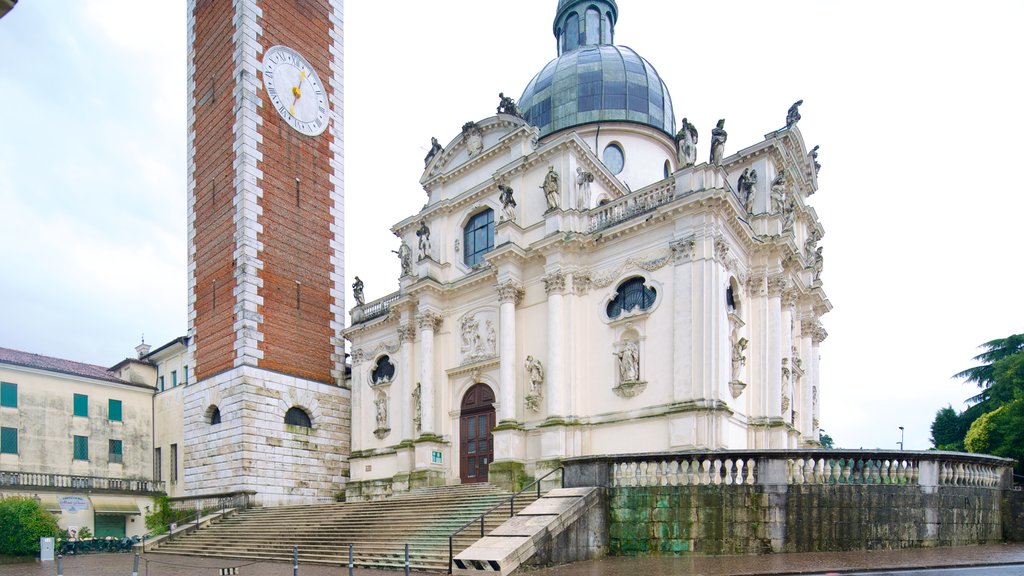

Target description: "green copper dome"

left=520, top=1, right=675, bottom=139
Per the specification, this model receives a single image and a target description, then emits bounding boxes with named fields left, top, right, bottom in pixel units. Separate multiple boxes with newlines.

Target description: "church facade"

left=344, top=0, right=830, bottom=498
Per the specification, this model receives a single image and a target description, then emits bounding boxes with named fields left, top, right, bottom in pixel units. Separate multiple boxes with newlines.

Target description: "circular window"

left=603, top=143, right=624, bottom=175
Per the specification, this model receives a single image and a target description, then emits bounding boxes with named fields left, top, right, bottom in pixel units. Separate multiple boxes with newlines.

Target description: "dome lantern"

left=554, top=0, right=618, bottom=55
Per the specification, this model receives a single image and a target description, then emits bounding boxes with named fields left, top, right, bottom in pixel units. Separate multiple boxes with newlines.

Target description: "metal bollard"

left=293, top=545, right=299, bottom=576
left=132, top=552, right=140, bottom=576
left=348, top=543, right=354, bottom=576
left=404, top=543, right=410, bottom=576
left=56, top=554, right=63, bottom=576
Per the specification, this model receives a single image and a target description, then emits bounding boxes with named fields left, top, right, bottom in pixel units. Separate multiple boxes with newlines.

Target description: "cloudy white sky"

left=1, top=1, right=1021, bottom=451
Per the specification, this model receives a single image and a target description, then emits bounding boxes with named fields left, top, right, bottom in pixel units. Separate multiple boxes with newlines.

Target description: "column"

left=397, top=322, right=416, bottom=440
left=416, top=310, right=442, bottom=436
left=780, top=289, right=796, bottom=425
left=799, top=315, right=816, bottom=441
left=496, top=281, right=523, bottom=423
left=669, top=239, right=695, bottom=403
left=811, top=322, right=827, bottom=442
left=543, top=271, right=566, bottom=419
left=765, top=274, right=787, bottom=422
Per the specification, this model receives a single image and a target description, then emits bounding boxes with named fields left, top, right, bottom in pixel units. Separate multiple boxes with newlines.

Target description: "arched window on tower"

left=565, top=13, right=579, bottom=52
left=463, top=209, right=494, bottom=267
left=284, top=406, right=312, bottom=428
left=603, top=11, right=613, bottom=43
left=607, top=277, right=657, bottom=319
left=585, top=8, right=600, bottom=45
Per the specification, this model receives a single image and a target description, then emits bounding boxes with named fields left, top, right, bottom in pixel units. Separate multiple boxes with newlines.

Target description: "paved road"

left=837, top=567, right=1024, bottom=576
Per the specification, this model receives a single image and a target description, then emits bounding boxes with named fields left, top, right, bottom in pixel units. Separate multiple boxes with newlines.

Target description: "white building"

left=343, top=0, right=830, bottom=498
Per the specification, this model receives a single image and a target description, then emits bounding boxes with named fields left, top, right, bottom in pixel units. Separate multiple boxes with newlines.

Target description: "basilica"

left=343, top=0, right=830, bottom=498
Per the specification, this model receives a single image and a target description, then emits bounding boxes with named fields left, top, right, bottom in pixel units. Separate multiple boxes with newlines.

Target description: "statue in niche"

left=812, top=247, right=824, bottom=281
left=416, top=220, right=431, bottom=260
left=710, top=119, right=728, bottom=165
left=781, top=194, right=797, bottom=232
left=352, top=276, right=365, bottom=306
left=616, top=339, right=640, bottom=383
left=731, top=336, right=748, bottom=385
left=786, top=100, right=803, bottom=128
left=392, top=239, right=412, bottom=277
left=497, top=92, right=521, bottom=117
left=810, top=145, right=821, bottom=173
left=374, top=393, right=388, bottom=431
left=424, top=137, right=442, bottom=167
left=576, top=167, right=594, bottom=210
left=498, top=184, right=517, bottom=223
left=485, top=320, right=496, bottom=355
left=738, top=168, right=757, bottom=213
left=412, top=382, right=422, bottom=433
left=770, top=170, right=787, bottom=214
left=540, top=166, right=560, bottom=211
left=804, top=231, right=818, bottom=260
left=524, top=355, right=544, bottom=412
left=675, top=117, right=698, bottom=168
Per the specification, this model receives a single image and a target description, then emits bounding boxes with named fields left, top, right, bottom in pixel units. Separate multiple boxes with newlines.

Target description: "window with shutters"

left=0, top=427, right=17, bottom=455
left=109, top=439, right=123, bottom=464
left=109, top=399, right=122, bottom=422
left=0, top=382, right=16, bottom=408
left=73, top=435, right=89, bottom=461
left=73, top=393, right=88, bottom=417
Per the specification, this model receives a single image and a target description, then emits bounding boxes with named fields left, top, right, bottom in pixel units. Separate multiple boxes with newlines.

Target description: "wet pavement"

left=521, top=544, right=1024, bottom=575
left=1, top=545, right=1022, bottom=576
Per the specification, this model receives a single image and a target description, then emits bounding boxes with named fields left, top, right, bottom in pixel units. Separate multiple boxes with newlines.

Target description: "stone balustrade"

left=567, top=450, right=1013, bottom=490
left=351, top=291, right=401, bottom=324
left=588, top=180, right=678, bottom=233
left=0, top=470, right=165, bottom=494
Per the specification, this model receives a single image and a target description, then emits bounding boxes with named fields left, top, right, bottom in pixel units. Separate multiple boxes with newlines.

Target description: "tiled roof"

left=0, top=346, right=137, bottom=386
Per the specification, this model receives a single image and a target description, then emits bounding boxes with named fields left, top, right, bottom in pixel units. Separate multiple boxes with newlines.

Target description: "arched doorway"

left=459, top=383, right=495, bottom=483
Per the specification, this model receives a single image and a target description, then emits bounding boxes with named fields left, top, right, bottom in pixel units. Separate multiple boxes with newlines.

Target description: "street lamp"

left=898, top=426, right=905, bottom=450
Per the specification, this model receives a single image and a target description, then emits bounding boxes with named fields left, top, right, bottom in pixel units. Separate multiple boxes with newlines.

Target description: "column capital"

left=746, top=275, right=766, bottom=297
left=782, top=288, right=799, bottom=307
left=416, top=310, right=443, bottom=333
left=670, top=238, right=695, bottom=263
left=543, top=271, right=566, bottom=295
left=767, top=274, right=789, bottom=297
left=812, top=324, right=828, bottom=344
left=397, top=323, right=418, bottom=343
left=496, top=280, right=525, bottom=305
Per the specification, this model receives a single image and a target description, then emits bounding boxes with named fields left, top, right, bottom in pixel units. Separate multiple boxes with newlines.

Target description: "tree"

left=819, top=432, right=835, bottom=449
left=0, top=498, right=59, bottom=556
left=930, top=405, right=966, bottom=451
left=954, top=333, right=1024, bottom=404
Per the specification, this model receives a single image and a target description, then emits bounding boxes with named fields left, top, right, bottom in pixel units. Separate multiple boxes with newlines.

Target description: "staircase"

left=150, top=483, right=540, bottom=572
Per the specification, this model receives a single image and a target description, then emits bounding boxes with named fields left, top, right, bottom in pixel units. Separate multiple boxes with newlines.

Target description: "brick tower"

left=184, top=0, right=349, bottom=505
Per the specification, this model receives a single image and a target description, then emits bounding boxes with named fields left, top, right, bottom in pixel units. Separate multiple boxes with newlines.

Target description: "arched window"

left=284, top=406, right=312, bottom=428
left=463, top=209, right=494, bottom=267
left=603, top=11, right=613, bottom=43
left=585, top=8, right=600, bottom=45
left=603, top=143, right=624, bottom=175
left=565, top=13, right=579, bottom=52
left=663, top=160, right=671, bottom=179
left=210, top=406, right=221, bottom=425
left=371, top=355, right=395, bottom=384
left=607, top=277, right=657, bottom=319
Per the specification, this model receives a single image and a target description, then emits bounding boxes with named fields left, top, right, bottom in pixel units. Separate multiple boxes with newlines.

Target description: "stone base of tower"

left=183, top=366, right=350, bottom=506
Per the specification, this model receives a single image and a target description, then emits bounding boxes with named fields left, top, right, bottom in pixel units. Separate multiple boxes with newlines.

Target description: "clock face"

left=262, top=45, right=329, bottom=136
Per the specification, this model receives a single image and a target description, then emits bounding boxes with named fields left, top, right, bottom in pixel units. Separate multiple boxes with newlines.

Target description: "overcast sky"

left=1, top=1, right=1021, bottom=451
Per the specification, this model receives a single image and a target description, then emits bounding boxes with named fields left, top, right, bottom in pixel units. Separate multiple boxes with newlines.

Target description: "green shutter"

left=109, top=399, right=122, bottom=422
left=0, top=427, right=17, bottom=454
left=73, top=435, right=89, bottom=460
left=109, top=439, right=123, bottom=464
left=73, top=394, right=88, bottom=417
left=0, top=382, right=16, bottom=408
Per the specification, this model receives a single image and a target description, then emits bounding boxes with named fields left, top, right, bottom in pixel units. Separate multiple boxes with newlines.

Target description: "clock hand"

left=288, top=71, right=307, bottom=115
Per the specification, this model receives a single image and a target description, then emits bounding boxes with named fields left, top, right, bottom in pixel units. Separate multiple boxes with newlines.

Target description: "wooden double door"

left=459, top=383, right=495, bottom=483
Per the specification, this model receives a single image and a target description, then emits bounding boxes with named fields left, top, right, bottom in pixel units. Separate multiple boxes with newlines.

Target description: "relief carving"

left=458, top=311, right=497, bottom=364
left=524, top=355, right=544, bottom=412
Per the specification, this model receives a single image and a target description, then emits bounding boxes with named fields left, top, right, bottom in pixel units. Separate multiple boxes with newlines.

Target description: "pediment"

left=420, top=115, right=533, bottom=187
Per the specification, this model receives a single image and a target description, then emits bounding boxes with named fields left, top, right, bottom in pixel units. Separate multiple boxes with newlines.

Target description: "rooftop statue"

left=391, top=239, right=412, bottom=277
left=352, top=276, right=364, bottom=307
left=710, top=119, right=728, bottom=165
left=540, top=166, right=560, bottom=211
left=810, top=144, right=821, bottom=173
left=786, top=100, right=803, bottom=128
left=575, top=167, right=594, bottom=210
left=424, top=137, right=442, bottom=167
left=675, top=117, right=698, bottom=168
left=498, top=183, right=517, bottom=223
left=497, top=92, right=521, bottom=117
left=416, top=220, right=431, bottom=260
left=738, top=168, right=758, bottom=213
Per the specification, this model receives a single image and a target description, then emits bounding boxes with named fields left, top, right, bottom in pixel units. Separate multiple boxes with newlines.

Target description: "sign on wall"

left=58, top=496, right=89, bottom=513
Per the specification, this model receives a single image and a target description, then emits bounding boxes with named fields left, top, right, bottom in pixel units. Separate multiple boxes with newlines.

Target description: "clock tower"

left=184, top=0, right=349, bottom=504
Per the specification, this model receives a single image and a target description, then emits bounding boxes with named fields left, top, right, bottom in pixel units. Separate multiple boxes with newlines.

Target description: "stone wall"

left=566, top=450, right=1014, bottom=556
left=1006, top=489, right=1024, bottom=542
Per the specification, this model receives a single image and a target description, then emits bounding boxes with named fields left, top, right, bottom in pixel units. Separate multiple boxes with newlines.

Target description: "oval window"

left=603, top=143, right=624, bottom=175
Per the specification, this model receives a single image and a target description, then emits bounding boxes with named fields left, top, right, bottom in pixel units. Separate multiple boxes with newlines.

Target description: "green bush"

left=0, top=498, right=60, bottom=556
left=144, top=496, right=199, bottom=535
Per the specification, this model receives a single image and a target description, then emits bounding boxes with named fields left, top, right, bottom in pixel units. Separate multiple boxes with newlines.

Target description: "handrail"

left=447, top=467, right=564, bottom=574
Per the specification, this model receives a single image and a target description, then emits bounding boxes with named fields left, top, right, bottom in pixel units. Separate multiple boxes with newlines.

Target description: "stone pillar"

left=799, top=316, right=815, bottom=442
left=669, top=238, right=695, bottom=403
left=496, top=281, right=523, bottom=423
left=766, top=274, right=787, bottom=447
left=543, top=270, right=566, bottom=419
left=811, top=322, right=827, bottom=441
left=397, top=322, right=416, bottom=441
left=416, top=310, right=442, bottom=437
left=780, top=289, right=796, bottom=439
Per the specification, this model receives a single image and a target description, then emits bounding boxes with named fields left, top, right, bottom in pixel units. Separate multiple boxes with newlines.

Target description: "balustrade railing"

left=588, top=180, right=678, bottom=232
left=567, top=450, right=1011, bottom=490
left=0, top=470, right=165, bottom=494
left=352, top=291, right=400, bottom=324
